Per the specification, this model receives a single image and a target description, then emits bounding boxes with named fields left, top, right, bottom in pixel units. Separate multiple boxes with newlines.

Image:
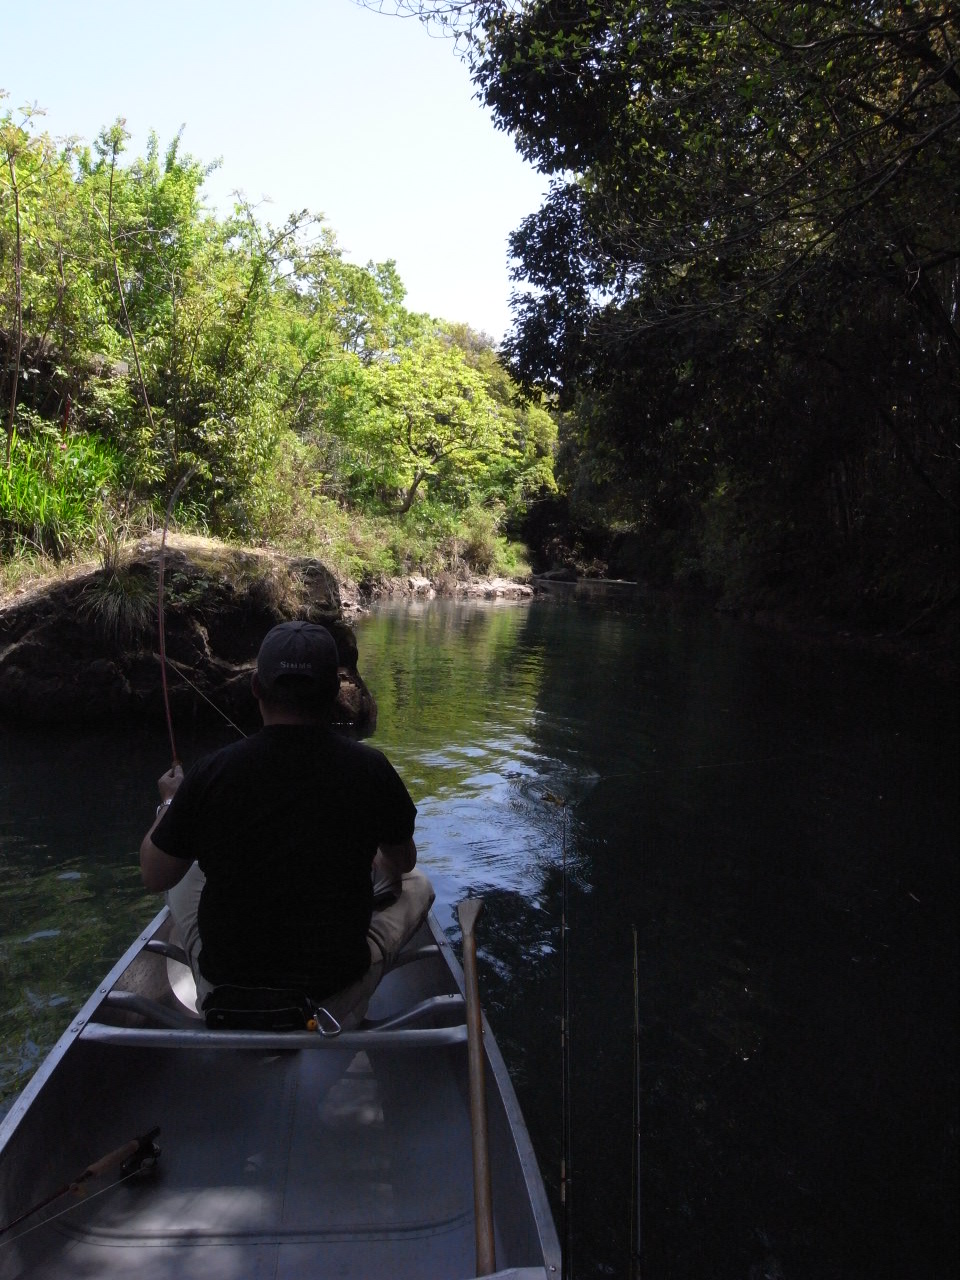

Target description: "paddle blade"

left=457, top=897, right=485, bottom=937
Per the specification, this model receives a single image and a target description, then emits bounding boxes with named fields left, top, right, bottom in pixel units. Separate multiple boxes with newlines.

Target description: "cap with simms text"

left=256, top=621, right=340, bottom=700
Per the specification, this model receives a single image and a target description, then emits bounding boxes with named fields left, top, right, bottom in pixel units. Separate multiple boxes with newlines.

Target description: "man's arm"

left=140, top=764, right=190, bottom=892
left=140, top=835, right=191, bottom=891
left=376, top=837, right=417, bottom=877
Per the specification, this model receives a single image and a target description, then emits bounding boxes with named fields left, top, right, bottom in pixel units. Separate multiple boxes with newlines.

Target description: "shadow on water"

left=1, top=591, right=957, bottom=1279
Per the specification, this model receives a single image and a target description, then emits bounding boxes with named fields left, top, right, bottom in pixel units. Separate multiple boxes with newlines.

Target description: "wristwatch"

left=156, top=799, right=173, bottom=817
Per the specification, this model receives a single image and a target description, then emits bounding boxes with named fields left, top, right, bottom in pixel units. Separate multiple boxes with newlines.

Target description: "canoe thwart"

left=392, top=942, right=442, bottom=967
left=362, top=993, right=465, bottom=1032
left=78, top=1022, right=470, bottom=1050
left=100, top=988, right=463, bottom=1036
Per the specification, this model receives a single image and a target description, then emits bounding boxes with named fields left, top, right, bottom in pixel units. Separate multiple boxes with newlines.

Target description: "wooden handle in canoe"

left=458, top=897, right=497, bottom=1276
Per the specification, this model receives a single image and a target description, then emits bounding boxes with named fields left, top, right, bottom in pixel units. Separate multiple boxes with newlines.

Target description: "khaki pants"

left=166, top=863, right=435, bottom=1029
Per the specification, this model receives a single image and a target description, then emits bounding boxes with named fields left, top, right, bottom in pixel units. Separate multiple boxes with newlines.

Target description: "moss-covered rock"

left=0, top=534, right=376, bottom=734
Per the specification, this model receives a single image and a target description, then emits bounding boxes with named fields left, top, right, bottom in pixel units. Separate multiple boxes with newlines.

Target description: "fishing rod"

left=155, top=472, right=257, bottom=754
left=560, top=797, right=574, bottom=1280
left=630, top=925, right=642, bottom=1279
left=0, top=1127, right=160, bottom=1242
left=157, top=467, right=196, bottom=767
left=544, top=790, right=574, bottom=1280
left=101, top=155, right=208, bottom=769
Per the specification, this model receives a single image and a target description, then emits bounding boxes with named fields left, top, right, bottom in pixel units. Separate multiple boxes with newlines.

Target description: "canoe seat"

left=141, top=939, right=439, bottom=971
left=360, top=992, right=464, bottom=1031
left=392, top=942, right=441, bottom=967
left=101, top=989, right=201, bottom=1029
left=143, top=937, right=190, bottom=966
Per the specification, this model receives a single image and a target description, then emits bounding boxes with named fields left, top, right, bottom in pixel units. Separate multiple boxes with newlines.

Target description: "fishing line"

left=597, top=750, right=835, bottom=784
left=0, top=1166, right=146, bottom=1249
left=164, top=659, right=248, bottom=740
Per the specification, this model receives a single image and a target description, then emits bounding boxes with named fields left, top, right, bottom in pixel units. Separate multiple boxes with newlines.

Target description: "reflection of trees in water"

left=493, top=596, right=960, bottom=1279
left=0, top=857, right=153, bottom=1113
left=359, top=602, right=544, bottom=759
left=0, top=722, right=183, bottom=1115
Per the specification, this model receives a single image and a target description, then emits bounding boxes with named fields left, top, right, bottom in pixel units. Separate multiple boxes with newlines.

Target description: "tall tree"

left=371, top=1, right=958, bottom=614
left=0, top=102, right=59, bottom=465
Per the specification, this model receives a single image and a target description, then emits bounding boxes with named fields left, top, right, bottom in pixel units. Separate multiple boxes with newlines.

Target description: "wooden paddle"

left=457, top=897, right=497, bottom=1276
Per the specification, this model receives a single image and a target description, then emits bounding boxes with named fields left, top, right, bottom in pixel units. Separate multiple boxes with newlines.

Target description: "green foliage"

left=327, top=336, right=512, bottom=512
left=0, top=414, right=120, bottom=557
left=452, top=505, right=530, bottom=577
left=1, top=99, right=555, bottom=581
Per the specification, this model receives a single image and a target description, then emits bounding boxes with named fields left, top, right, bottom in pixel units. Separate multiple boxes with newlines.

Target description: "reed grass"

left=0, top=422, right=121, bottom=559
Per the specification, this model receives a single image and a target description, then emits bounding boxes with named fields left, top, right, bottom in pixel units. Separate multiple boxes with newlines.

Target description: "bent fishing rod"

left=155, top=471, right=254, bottom=767
left=155, top=470, right=250, bottom=772
left=157, top=467, right=195, bottom=768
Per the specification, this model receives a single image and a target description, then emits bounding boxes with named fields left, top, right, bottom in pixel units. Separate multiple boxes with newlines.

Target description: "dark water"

left=1, top=592, right=957, bottom=1278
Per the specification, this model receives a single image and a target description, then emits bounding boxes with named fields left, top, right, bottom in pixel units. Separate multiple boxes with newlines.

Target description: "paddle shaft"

left=458, top=898, right=497, bottom=1276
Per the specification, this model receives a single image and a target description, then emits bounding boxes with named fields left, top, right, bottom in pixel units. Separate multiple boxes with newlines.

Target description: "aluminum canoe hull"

left=0, top=908, right=560, bottom=1279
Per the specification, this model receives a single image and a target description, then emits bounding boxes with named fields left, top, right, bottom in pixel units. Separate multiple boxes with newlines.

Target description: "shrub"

left=0, top=415, right=121, bottom=558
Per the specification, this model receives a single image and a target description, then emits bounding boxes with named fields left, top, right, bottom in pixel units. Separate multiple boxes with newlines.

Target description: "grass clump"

left=79, top=565, right=155, bottom=641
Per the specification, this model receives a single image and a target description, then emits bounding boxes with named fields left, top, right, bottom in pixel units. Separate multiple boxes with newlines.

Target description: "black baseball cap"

left=256, top=621, right=340, bottom=701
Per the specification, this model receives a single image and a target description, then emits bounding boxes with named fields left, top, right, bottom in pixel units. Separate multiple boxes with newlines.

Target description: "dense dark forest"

left=373, top=1, right=958, bottom=645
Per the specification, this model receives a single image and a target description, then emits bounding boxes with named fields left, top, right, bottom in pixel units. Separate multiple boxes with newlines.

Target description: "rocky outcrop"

left=0, top=535, right=377, bottom=734
left=360, top=573, right=535, bottom=602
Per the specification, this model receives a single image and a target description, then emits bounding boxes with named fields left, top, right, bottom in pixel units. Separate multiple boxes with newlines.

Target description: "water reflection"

left=359, top=597, right=958, bottom=1279
left=1, top=594, right=956, bottom=1279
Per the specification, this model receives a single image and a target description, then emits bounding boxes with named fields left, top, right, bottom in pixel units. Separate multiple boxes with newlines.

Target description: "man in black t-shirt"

left=139, top=621, right=434, bottom=1023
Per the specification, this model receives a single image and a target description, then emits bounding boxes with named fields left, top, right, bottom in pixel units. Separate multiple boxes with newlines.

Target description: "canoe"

left=0, top=907, right=561, bottom=1279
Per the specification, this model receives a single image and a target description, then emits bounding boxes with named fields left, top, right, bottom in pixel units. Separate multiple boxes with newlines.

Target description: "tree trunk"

left=397, top=470, right=428, bottom=515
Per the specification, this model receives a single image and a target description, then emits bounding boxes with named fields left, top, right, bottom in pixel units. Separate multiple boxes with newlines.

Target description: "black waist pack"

left=202, top=984, right=315, bottom=1032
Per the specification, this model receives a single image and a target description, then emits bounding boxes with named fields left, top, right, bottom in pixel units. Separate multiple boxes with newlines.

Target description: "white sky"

left=1, top=0, right=547, bottom=341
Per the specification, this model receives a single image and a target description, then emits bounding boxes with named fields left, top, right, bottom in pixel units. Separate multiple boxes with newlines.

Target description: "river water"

left=1, top=590, right=957, bottom=1278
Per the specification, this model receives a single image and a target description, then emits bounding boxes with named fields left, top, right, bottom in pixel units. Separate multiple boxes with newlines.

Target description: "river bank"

left=0, top=535, right=537, bottom=731
left=1, top=536, right=954, bottom=739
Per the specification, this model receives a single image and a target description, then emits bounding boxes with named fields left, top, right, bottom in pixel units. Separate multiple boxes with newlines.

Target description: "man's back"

left=152, top=724, right=416, bottom=995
